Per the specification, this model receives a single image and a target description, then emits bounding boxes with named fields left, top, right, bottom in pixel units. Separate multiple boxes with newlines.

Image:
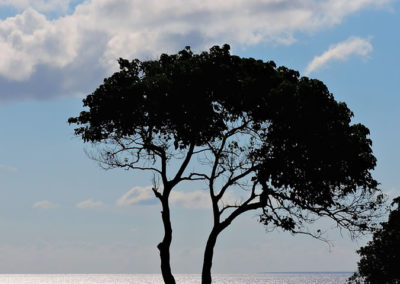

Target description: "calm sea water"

left=0, top=273, right=352, bottom=283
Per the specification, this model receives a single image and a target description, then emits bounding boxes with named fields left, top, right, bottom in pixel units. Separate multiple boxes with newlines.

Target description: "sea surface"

left=0, top=273, right=352, bottom=283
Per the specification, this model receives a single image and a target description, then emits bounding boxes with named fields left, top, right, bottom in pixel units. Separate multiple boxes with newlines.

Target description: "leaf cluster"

left=349, top=197, right=400, bottom=284
left=68, top=44, right=279, bottom=150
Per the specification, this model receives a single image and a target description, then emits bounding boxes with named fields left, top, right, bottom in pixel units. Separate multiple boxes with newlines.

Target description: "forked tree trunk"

left=201, top=227, right=221, bottom=284
left=158, top=198, right=176, bottom=284
left=202, top=202, right=259, bottom=283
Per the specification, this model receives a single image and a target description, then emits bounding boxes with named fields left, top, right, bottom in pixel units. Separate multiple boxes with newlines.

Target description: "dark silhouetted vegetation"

left=349, top=196, right=400, bottom=284
left=69, top=44, right=385, bottom=284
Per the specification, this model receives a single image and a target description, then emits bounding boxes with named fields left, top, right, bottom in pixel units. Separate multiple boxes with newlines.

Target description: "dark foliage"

left=349, top=197, right=400, bottom=284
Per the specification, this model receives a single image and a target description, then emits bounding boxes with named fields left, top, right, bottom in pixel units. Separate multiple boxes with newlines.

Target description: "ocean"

left=0, top=273, right=352, bottom=283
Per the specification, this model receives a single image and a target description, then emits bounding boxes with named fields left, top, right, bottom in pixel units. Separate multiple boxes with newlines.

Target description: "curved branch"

left=171, top=143, right=195, bottom=186
left=215, top=167, right=255, bottom=201
left=181, top=173, right=210, bottom=181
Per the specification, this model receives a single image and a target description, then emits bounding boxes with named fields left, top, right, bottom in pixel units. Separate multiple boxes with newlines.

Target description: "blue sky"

left=0, top=0, right=399, bottom=274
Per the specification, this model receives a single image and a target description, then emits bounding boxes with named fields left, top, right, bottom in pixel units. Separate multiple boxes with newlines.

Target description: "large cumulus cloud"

left=0, top=0, right=393, bottom=102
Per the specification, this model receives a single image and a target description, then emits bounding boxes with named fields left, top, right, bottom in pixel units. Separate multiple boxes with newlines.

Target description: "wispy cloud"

left=305, top=36, right=373, bottom=75
left=117, top=186, right=210, bottom=209
left=76, top=199, right=104, bottom=209
left=0, top=163, right=17, bottom=172
left=170, top=190, right=211, bottom=209
left=0, top=0, right=392, bottom=101
left=33, top=200, right=59, bottom=209
left=116, top=186, right=156, bottom=207
left=117, top=186, right=240, bottom=210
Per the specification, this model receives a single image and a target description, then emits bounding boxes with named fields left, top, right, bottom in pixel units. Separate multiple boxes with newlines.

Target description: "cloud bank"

left=76, top=199, right=104, bottom=208
left=0, top=0, right=392, bottom=102
left=117, top=186, right=156, bottom=207
left=305, top=36, right=373, bottom=75
left=117, top=186, right=213, bottom=209
left=33, top=200, right=59, bottom=209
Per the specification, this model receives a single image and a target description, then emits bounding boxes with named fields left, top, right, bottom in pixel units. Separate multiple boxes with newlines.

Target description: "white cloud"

left=0, top=0, right=392, bottom=98
left=305, top=36, right=373, bottom=75
left=0, top=8, right=80, bottom=81
left=117, top=186, right=212, bottom=208
left=33, top=200, right=59, bottom=209
left=170, top=190, right=211, bottom=209
left=117, top=186, right=211, bottom=209
left=0, top=0, right=76, bottom=14
left=76, top=199, right=104, bottom=208
left=117, top=185, right=243, bottom=210
left=117, top=186, right=156, bottom=206
left=171, top=189, right=240, bottom=210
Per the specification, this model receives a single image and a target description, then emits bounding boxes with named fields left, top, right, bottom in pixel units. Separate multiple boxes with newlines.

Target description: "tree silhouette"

left=69, top=44, right=385, bottom=284
left=348, top=196, right=400, bottom=284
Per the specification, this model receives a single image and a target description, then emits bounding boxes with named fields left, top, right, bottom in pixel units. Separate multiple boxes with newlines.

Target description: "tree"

left=69, top=44, right=385, bottom=284
left=348, top=197, right=400, bottom=284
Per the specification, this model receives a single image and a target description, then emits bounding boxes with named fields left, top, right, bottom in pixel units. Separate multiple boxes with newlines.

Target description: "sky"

left=0, top=0, right=399, bottom=274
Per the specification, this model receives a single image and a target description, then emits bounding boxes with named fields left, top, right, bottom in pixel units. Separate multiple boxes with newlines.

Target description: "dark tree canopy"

left=349, top=197, right=400, bottom=284
left=69, top=44, right=385, bottom=284
left=69, top=45, right=280, bottom=148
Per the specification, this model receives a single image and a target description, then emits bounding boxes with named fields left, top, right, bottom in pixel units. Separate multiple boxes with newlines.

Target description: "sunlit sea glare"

left=0, top=273, right=352, bottom=283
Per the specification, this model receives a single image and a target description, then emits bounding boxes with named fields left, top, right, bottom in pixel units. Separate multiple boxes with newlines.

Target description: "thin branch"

left=152, top=187, right=162, bottom=200
left=215, top=166, right=255, bottom=201
left=124, top=165, right=162, bottom=175
left=220, top=204, right=241, bottom=215
left=193, top=148, right=210, bottom=155
left=180, top=172, right=210, bottom=181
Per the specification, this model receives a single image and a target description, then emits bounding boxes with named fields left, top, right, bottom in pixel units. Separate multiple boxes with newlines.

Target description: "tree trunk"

left=158, top=198, right=176, bottom=284
left=201, top=228, right=220, bottom=284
